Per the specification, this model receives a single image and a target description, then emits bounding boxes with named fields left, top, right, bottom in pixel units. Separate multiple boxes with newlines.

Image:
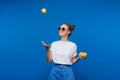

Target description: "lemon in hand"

left=79, top=52, right=88, bottom=58
left=41, top=8, right=47, bottom=14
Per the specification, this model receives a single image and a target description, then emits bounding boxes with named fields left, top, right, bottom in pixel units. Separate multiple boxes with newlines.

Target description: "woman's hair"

left=63, top=23, right=75, bottom=37
left=68, top=25, right=75, bottom=37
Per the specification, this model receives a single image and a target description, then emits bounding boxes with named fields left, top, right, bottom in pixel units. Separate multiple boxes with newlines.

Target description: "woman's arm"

left=71, top=56, right=82, bottom=64
left=46, top=47, right=53, bottom=62
left=41, top=41, right=52, bottom=63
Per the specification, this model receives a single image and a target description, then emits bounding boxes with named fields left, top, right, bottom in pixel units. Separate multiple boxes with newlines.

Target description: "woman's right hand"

left=41, top=41, right=51, bottom=49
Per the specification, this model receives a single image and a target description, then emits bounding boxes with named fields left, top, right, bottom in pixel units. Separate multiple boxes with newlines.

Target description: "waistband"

left=54, top=63, right=72, bottom=67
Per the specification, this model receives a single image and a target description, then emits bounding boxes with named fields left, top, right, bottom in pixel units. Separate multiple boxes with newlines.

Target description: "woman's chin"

left=59, top=34, right=63, bottom=36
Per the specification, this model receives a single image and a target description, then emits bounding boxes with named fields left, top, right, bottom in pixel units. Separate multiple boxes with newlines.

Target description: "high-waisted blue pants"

left=48, top=64, right=75, bottom=80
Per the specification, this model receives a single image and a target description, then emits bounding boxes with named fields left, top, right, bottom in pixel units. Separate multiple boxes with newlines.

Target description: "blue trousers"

left=48, top=64, right=75, bottom=80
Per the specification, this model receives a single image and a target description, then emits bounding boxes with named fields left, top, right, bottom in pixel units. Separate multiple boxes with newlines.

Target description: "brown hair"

left=63, top=23, right=75, bottom=37
left=68, top=25, right=75, bottom=37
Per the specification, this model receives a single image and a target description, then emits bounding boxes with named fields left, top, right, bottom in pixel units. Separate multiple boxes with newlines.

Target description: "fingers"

left=41, top=40, right=46, bottom=44
left=41, top=40, right=51, bottom=48
left=78, top=56, right=83, bottom=59
left=41, top=40, right=44, bottom=43
left=41, top=40, right=48, bottom=46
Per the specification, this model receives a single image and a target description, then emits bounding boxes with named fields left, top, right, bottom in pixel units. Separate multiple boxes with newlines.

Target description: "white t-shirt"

left=50, top=40, right=77, bottom=65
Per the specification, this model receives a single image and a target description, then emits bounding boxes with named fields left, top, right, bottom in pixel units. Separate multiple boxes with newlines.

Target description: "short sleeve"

left=49, top=42, right=54, bottom=52
left=72, top=44, right=77, bottom=57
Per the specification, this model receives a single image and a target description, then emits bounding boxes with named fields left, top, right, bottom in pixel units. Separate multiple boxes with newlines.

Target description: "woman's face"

left=58, top=24, right=71, bottom=37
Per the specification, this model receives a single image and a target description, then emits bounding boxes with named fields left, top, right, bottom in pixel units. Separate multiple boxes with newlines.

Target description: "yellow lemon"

left=79, top=52, right=87, bottom=58
left=41, top=8, right=46, bottom=14
left=79, top=52, right=83, bottom=57
left=82, top=52, right=87, bottom=58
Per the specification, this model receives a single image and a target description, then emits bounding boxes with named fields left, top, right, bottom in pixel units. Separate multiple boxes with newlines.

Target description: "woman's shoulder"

left=51, top=40, right=60, bottom=44
left=68, top=41, right=77, bottom=46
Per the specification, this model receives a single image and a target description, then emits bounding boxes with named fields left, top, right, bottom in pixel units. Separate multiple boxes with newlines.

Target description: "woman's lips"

left=59, top=30, right=64, bottom=33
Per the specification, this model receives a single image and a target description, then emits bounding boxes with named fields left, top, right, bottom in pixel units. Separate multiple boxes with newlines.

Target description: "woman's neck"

left=61, top=36, right=68, bottom=42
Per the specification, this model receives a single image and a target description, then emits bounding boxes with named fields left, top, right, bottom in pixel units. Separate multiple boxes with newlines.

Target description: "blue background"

left=0, top=0, right=120, bottom=80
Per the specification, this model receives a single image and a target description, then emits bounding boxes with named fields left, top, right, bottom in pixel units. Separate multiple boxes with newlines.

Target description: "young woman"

left=41, top=23, right=82, bottom=80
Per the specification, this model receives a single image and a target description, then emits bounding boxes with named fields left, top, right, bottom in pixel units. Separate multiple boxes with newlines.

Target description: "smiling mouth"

left=59, top=31, right=64, bottom=33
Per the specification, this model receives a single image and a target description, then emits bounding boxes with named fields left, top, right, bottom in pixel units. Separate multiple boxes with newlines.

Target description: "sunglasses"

left=58, top=27, right=65, bottom=31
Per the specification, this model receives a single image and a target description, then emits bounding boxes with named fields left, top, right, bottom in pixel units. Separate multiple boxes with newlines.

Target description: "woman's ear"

left=68, top=30, right=71, bottom=35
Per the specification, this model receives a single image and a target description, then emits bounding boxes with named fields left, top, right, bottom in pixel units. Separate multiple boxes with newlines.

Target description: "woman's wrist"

left=77, top=56, right=81, bottom=60
left=45, top=44, right=51, bottom=50
left=78, top=56, right=83, bottom=59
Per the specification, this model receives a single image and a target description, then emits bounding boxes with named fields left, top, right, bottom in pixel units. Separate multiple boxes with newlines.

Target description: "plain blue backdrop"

left=0, top=0, right=120, bottom=80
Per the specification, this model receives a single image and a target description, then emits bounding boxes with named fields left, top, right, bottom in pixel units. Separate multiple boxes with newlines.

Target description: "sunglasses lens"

left=62, top=28, right=65, bottom=31
left=58, top=27, right=65, bottom=31
left=58, top=27, right=60, bottom=30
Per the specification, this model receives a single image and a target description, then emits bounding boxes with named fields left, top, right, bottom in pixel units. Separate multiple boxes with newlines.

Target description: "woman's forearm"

left=71, top=57, right=81, bottom=64
left=46, top=48, right=52, bottom=62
